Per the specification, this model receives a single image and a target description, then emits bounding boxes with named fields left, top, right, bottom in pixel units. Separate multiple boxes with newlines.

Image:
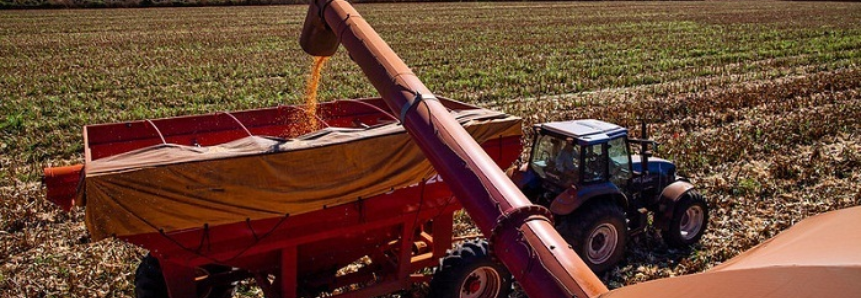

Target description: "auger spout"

left=300, top=2, right=608, bottom=298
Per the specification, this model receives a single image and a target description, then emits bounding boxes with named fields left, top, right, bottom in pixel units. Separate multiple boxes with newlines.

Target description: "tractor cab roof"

left=538, top=119, right=628, bottom=146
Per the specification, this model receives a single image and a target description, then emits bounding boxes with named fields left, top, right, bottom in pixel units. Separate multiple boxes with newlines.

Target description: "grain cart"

left=43, top=0, right=613, bottom=297
left=44, top=97, right=529, bottom=298
left=509, top=120, right=709, bottom=273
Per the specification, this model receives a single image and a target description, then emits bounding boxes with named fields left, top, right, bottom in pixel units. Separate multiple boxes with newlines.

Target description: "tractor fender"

left=653, top=180, right=696, bottom=230
left=550, top=182, right=627, bottom=216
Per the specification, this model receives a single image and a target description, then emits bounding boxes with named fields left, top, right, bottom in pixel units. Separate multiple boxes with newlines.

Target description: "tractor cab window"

left=608, top=137, right=632, bottom=187
left=529, top=135, right=557, bottom=178
left=554, top=142, right=578, bottom=173
left=583, top=144, right=608, bottom=183
left=530, top=135, right=579, bottom=184
left=553, top=140, right=580, bottom=185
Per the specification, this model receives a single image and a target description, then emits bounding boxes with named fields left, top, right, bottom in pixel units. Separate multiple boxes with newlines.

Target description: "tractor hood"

left=631, top=155, right=676, bottom=177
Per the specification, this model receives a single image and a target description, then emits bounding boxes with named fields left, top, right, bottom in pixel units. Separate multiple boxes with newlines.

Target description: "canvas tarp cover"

left=83, top=110, right=522, bottom=240
left=601, top=205, right=861, bottom=298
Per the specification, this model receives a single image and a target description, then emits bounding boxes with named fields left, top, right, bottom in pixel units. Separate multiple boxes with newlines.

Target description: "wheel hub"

left=586, top=223, right=618, bottom=264
left=679, top=205, right=704, bottom=241
left=466, top=275, right=482, bottom=293
left=460, top=266, right=501, bottom=298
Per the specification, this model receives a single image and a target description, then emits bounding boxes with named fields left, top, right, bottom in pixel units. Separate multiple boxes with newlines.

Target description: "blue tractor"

left=510, top=119, right=709, bottom=273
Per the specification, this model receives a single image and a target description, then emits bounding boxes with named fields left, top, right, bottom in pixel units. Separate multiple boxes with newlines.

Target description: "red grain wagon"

left=43, top=97, right=524, bottom=298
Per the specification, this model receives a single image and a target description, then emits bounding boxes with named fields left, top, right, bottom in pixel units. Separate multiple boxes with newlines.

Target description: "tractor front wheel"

left=428, top=239, right=513, bottom=298
left=558, top=200, right=627, bottom=274
left=134, top=254, right=237, bottom=298
left=662, top=192, right=709, bottom=248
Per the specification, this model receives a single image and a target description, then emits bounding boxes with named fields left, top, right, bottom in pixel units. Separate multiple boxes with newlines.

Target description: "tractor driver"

left=554, top=138, right=579, bottom=185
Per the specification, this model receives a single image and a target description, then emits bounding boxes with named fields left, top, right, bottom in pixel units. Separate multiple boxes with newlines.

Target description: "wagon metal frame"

left=45, top=98, right=522, bottom=298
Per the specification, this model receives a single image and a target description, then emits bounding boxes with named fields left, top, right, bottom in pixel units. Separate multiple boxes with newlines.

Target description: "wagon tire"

left=428, top=239, right=512, bottom=298
left=558, top=200, right=627, bottom=274
left=135, top=254, right=169, bottom=298
left=134, top=254, right=237, bottom=298
left=662, top=192, right=709, bottom=248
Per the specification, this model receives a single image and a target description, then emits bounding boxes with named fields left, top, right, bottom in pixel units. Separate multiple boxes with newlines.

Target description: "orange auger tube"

left=299, top=2, right=609, bottom=298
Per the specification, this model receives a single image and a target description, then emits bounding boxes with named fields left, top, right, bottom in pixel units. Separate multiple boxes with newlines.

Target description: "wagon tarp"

left=82, top=110, right=522, bottom=240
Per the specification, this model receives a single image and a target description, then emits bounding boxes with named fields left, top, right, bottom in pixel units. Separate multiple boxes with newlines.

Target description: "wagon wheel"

left=428, top=239, right=512, bottom=298
left=662, top=191, right=709, bottom=248
left=135, top=254, right=237, bottom=298
left=557, top=200, right=627, bottom=274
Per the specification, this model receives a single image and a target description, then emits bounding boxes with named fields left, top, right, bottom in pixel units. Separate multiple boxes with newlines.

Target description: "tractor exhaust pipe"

left=300, top=2, right=608, bottom=298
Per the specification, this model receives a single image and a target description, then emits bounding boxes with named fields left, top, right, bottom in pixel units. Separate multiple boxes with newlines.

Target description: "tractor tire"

left=557, top=200, right=627, bottom=274
left=428, top=239, right=513, bottom=298
left=134, top=254, right=237, bottom=298
left=662, top=192, right=709, bottom=248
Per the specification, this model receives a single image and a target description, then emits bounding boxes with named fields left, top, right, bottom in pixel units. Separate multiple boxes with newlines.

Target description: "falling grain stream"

left=304, top=56, right=329, bottom=131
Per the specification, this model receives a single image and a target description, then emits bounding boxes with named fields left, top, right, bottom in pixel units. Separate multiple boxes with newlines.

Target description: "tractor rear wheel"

left=558, top=200, right=627, bottom=274
left=134, top=254, right=237, bottom=298
left=662, top=192, right=709, bottom=248
left=428, top=239, right=512, bottom=298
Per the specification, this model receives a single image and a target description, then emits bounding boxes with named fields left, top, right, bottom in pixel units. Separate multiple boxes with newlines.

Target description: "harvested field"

left=1, top=1, right=860, bottom=297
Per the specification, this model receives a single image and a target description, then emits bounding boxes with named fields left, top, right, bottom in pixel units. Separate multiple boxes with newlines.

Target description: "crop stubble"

left=1, top=1, right=860, bottom=297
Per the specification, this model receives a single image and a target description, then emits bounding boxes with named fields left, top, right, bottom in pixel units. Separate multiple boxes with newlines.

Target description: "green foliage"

left=1, top=3, right=858, bottom=183
left=735, top=178, right=762, bottom=196
left=1, top=114, right=24, bottom=133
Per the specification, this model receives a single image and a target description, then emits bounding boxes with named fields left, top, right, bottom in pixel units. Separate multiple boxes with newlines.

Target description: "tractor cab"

left=528, top=120, right=632, bottom=196
left=511, top=119, right=709, bottom=274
